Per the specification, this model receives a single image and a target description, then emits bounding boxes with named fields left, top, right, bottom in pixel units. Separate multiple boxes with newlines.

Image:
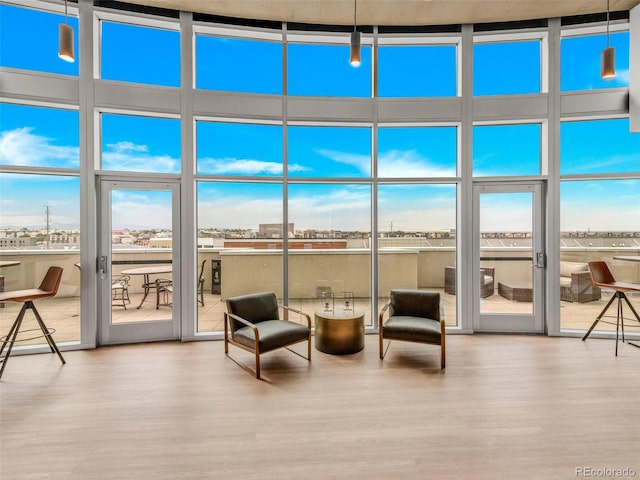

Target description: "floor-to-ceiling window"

left=0, top=103, right=81, bottom=344
left=558, top=21, right=638, bottom=334
left=559, top=118, right=640, bottom=332
left=1, top=0, right=637, bottom=348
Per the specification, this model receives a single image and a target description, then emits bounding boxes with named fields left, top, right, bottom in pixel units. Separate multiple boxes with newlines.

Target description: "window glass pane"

left=378, top=126, right=457, bottom=177
left=101, top=114, right=180, bottom=173
left=101, top=21, right=180, bottom=87
left=196, top=36, right=282, bottom=94
left=288, top=183, right=372, bottom=327
left=288, top=126, right=371, bottom=178
left=560, top=119, right=640, bottom=175
left=561, top=32, right=629, bottom=91
left=378, top=45, right=457, bottom=97
left=0, top=4, right=78, bottom=75
left=196, top=182, right=283, bottom=333
left=0, top=173, right=81, bottom=343
left=378, top=184, right=457, bottom=325
left=473, top=124, right=541, bottom=176
left=196, top=122, right=282, bottom=176
left=560, top=179, right=640, bottom=331
left=0, top=103, right=79, bottom=169
left=473, top=40, right=540, bottom=95
left=288, top=43, right=371, bottom=97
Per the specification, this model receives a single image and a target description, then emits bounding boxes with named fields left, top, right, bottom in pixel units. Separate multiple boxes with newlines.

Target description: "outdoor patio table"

left=121, top=265, right=172, bottom=309
left=613, top=256, right=640, bottom=262
left=0, top=260, right=21, bottom=308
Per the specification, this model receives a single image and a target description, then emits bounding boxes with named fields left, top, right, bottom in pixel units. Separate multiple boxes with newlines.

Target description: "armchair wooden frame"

left=224, top=301, right=311, bottom=379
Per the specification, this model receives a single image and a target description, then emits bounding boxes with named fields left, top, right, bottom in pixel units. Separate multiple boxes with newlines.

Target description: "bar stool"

left=583, top=261, right=640, bottom=355
left=0, top=266, right=66, bottom=379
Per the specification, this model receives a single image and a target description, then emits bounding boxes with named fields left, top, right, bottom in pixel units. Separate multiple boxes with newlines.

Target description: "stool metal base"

left=582, top=291, right=640, bottom=356
left=0, top=300, right=66, bottom=380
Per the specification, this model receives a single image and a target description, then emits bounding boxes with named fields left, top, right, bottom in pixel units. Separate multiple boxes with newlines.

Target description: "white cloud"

left=0, top=127, right=79, bottom=168
left=111, top=192, right=173, bottom=230
left=197, top=157, right=309, bottom=175
left=378, top=149, right=454, bottom=177
left=316, top=148, right=455, bottom=177
left=568, top=152, right=640, bottom=173
left=102, top=142, right=178, bottom=172
left=198, top=194, right=282, bottom=230
left=316, top=148, right=370, bottom=173
left=106, top=141, right=149, bottom=154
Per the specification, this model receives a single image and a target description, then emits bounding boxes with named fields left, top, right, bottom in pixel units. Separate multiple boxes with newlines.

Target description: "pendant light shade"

left=600, top=0, right=615, bottom=79
left=58, top=23, right=74, bottom=63
left=58, top=0, right=75, bottom=63
left=601, top=46, right=615, bottom=79
left=350, top=31, right=361, bottom=67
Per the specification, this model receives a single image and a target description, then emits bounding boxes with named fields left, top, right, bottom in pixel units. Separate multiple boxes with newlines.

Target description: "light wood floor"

left=1, top=334, right=640, bottom=480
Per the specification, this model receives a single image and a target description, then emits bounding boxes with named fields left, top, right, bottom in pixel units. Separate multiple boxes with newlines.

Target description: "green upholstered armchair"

left=378, top=289, right=445, bottom=369
left=224, top=292, right=311, bottom=378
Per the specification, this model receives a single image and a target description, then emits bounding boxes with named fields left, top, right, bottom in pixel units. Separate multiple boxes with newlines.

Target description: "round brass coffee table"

left=314, top=309, right=365, bottom=355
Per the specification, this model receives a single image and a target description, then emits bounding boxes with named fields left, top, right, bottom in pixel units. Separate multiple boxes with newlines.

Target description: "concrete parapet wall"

left=1, top=247, right=639, bottom=300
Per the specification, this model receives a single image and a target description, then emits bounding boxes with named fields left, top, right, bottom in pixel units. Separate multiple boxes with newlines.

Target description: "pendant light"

left=58, top=0, right=75, bottom=63
left=349, top=0, right=361, bottom=67
left=601, top=0, right=615, bottom=79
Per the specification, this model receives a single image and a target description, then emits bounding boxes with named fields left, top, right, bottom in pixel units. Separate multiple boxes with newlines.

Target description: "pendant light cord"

left=353, top=0, right=357, bottom=32
left=606, top=0, right=610, bottom=47
left=64, top=0, right=69, bottom=25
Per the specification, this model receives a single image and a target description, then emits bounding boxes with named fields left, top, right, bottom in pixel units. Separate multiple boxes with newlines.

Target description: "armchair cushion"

left=233, top=319, right=310, bottom=352
left=226, top=292, right=279, bottom=330
left=382, top=315, right=441, bottom=344
left=389, top=289, right=440, bottom=321
left=560, top=261, right=588, bottom=278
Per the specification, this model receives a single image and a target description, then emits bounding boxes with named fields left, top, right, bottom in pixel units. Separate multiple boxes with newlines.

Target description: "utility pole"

left=45, top=205, right=51, bottom=249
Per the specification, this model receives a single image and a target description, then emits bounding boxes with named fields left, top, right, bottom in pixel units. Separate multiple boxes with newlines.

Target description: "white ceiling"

left=118, top=0, right=640, bottom=26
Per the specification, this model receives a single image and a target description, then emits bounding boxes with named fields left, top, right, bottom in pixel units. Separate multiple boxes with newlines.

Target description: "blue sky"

left=0, top=3, right=638, bottom=232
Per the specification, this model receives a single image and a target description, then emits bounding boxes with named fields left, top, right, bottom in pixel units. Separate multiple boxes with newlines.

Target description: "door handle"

left=534, top=252, right=545, bottom=269
left=98, top=255, right=107, bottom=280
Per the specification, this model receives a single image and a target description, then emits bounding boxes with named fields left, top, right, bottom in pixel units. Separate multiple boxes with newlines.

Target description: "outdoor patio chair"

left=445, top=266, right=494, bottom=298
left=155, top=278, right=173, bottom=309
left=197, top=259, right=206, bottom=306
left=583, top=261, right=640, bottom=355
left=112, top=274, right=131, bottom=309
left=224, top=292, right=311, bottom=378
left=0, top=266, right=66, bottom=380
left=559, top=261, right=601, bottom=303
left=379, top=289, right=446, bottom=369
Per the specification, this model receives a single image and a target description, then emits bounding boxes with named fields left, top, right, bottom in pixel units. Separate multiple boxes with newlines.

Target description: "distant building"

left=148, top=238, right=172, bottom=248
left=0, top=237, right=32, bottom=248
left=259, top=223, right=294, bottom=238
left=224, top=239, right=347, bottom=249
